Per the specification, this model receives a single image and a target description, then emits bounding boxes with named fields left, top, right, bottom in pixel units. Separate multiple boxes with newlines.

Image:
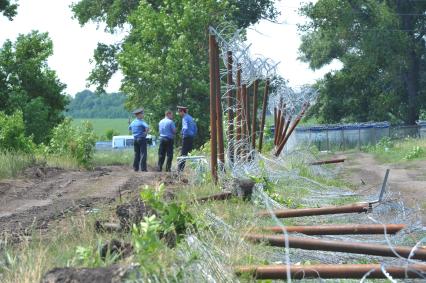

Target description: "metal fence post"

left=358, top=127, right=361, bottom=150
left=326, top=129, right=330, bottom=152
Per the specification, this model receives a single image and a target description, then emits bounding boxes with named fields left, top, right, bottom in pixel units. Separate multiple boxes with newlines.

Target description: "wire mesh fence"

left=290, top=123, right=426, bottom=151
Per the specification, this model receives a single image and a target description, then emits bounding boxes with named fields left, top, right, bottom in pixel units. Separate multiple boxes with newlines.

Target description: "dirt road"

left=338, top=152, right=426, bottom=223
left=0, top=166, right=176, bottom=239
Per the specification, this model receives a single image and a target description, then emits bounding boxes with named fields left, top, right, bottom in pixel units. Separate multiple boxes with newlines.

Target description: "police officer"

left=157, top=110, right=176, bottom=172
left=177, top=106, right=197, bottom=171
left=129, top=108, right=149, bottom=172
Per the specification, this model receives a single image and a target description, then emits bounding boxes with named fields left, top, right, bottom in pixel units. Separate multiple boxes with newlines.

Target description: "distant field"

left=72, top=118, right=130, bottom=139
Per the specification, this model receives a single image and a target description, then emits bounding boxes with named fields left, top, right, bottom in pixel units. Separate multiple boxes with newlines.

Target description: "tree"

left=66, top=90, right=129, bottom=118
left=0, top=0, right=18, bottom=20
left=72, top=0, right=277, bottom=145
left=299, top=0, right=426, bottom=124
left=0, top=31, right=68, bottom=143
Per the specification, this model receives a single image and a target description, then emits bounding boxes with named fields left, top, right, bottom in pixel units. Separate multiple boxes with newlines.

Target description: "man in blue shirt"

left=129, top=108, right=149, bottom=172
left=157, top=110, right=176, bottom=172
left=177, top=106, right=197, bottom=171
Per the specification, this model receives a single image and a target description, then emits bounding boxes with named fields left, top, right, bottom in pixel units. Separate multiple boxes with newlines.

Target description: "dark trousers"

left=158, top=137, right=174, bottom=172
left=178, top=136, right=194, bottom=171
left=133, top=137, right=147, bottom=171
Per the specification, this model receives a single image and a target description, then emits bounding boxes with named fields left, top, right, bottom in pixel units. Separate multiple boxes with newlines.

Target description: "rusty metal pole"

left=251, top=79, right=258, bottom=149
left=244, top=234, right=426, bottom=260
left=246, top=84, right=251, bottom=142
left=256, top=224, right=406, bottom=235
left=241, top=84, right=248, bottom=159
left=226, top=51, right=234, bottom=165
left=275, top=103, right=309, bottom=157
left=257, top=202, right=370, bottom=218
left=214, top=39, right=225, bottom=168
left=258, top=79, right=270, bottom=153
left=236, top=264, right=426, bottom=279
left=309, top=158, right=346, bottom=165
left=273, top=107, right=278, bottom=145
left=280, top=115, right=291, bottom=145
left=235, top=65, right=242, bottom=159
left=277, top=106, right=286, bottom=146
left=275, top=99, right=283, bottom=146
left=208, top=34, right=218, bottom=183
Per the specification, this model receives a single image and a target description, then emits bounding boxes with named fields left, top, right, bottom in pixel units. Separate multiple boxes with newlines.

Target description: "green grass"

left=363, top=137, right=426, bottom=163
left=0, top=151, right=36, bottom=179
left=72, top=118, right=130, bottom=140
left=3, top=147, right=423, bottom=281
left=93, top=147, right=159, bottom=169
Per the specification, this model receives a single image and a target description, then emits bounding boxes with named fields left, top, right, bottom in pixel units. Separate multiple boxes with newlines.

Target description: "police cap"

left=132, top=108, right=144, bottom=115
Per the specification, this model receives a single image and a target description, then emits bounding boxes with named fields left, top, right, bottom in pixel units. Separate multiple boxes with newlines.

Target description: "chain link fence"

left=291, top=121, right=426, bottom=151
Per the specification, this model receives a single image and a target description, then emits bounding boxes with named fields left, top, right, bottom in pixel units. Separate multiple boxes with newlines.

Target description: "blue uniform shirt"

left=182, top=114, right=197, bottom=137
left=159, top=117, right=176, bottom=139
left=129, top=119, right=149, bottom=139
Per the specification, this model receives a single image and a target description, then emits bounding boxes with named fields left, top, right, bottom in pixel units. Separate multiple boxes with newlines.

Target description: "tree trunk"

left=403, top=49, right=420, bottom=124
left=398, top=1, right=421, bottom=125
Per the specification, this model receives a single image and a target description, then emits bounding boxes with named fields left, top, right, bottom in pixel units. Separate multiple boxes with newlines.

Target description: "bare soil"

left=0, top=165, right=181, bottom=240
left=337, top=152, right=426, bottom=223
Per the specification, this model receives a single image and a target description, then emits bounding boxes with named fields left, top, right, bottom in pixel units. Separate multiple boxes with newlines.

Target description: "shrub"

left=140, top=184, right=195, bottom=238
left=0, top=111, right=35, bottom=153
left=105, top=129, right=119, bottom=140
left=404, top=146, right=424, bottom=160
left=47, top=119, right=97, bottom=167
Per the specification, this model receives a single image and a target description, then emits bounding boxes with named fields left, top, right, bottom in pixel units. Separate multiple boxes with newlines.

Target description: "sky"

left=0, top=0, right=340, bottom=96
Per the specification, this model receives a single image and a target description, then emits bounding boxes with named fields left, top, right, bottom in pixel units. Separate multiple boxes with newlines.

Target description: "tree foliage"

left=0, top=31, right=68, bottom=143
left=0, top=111, right=34, bottom=152
left=0, top=0, right=18, bottom=20
left=72, top=0, right=277, bottom=145
left=66, top=90, right=129, bottom=118
left=47, top=119, right=97, bottom=168
left=300, top=0, right=426, bottom=124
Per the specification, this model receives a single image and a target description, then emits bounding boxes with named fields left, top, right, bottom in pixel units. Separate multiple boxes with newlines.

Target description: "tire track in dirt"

left=338, top=152, right=426, bottom=223
left=0, top=166, right=179, bottom=240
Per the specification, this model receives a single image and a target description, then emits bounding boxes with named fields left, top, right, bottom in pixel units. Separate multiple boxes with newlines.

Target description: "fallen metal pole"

left=245, top=234, right=426, bottom=260
left=208, top=34, right=218, bottom=183
left=226, top=51, right=234, bottom=164
left=256, top=224, right=406, bottom=235
left=257, top=202, right=370, bottom=218
left=309, top=158, right=346, bottom=165
left=258, top=79, right=269, bottom=153
left=236, top=264, right=426, bottom=279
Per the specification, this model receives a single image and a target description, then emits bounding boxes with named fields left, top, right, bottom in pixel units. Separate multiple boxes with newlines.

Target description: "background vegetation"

left=66, top=90, right=129, bottom=119
left=71, top=0, right=278, bottom=146
left=300, top=0, right=426, bottom=125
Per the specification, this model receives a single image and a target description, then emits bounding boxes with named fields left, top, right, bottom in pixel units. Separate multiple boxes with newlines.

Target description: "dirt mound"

left=41, top=265, right=128, bottom=283
left=116, top=199, right=156, bottom=229
left=23, top=166, right=63, bottom=179
left=100, top=239, right=133, bottom=260
left=0, top=166, right=167, bottom=241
